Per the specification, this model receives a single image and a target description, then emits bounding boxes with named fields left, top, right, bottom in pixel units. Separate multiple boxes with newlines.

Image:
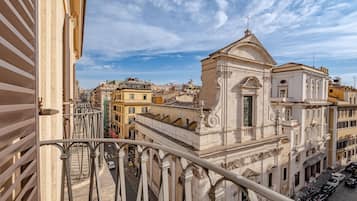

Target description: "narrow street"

left=104, top=143, right=158, bottom=201
left=328, top=170, right=357, bottom=201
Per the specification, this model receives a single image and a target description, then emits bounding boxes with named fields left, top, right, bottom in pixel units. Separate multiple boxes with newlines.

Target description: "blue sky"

left=77, top=0, right=357, bottom=89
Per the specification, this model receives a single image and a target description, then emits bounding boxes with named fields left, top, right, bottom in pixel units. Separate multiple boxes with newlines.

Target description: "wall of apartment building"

left=328, top=86, right=357, bottom=167
left=272, top=68, right=329, bottom=193
left=272, top=71, right=329, bottom=102
left=38, top=0, right=84, bottom=200
left=335, top=106, right=357, bottom=166
left=111, top=89, right=152, bottom=138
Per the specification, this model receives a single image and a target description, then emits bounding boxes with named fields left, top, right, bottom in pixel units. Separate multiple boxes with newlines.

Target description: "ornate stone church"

left=135, top=30, right=329, bottom=200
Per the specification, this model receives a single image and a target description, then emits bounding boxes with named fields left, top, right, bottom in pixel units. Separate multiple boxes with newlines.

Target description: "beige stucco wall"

left=111, top=89, right=152, bottom=138
left=38, top=0, right=84, bottom=200
left=38, top=1, right=65, bottom=200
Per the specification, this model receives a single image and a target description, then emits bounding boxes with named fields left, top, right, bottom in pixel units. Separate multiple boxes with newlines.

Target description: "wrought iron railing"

left=39, top=139, right=293, bottom=201
left=63, top=104, right=104, bottom=184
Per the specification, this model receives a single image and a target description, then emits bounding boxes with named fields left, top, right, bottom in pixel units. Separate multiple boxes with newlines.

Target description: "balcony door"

left=0, top=0, right=39, bottom=200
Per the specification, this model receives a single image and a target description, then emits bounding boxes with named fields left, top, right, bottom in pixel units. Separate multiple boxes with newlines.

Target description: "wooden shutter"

left=0, top=0, right=38, bottom=200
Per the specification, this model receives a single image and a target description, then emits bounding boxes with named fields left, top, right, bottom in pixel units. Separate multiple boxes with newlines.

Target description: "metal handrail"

left=40, top=138, right=293, bottom=201
left=62, top=104, right=104, bottom=185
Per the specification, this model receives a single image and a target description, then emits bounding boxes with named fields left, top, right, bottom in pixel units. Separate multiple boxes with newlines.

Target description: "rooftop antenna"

left=353, top=76, right=356, bottom=89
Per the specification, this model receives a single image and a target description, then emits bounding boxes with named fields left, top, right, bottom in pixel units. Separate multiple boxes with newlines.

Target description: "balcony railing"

left=39, top=138, right=293, bottom=201
left=63, top=104, right=104, bottom=184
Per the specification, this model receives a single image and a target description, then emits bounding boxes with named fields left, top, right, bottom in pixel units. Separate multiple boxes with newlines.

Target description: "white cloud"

left=215, top=11, right=228, bottom=28
left=85, top=19, right=182, bottom=58
left=216, top=0, right=228, bottom=10
left=82, top=0, right=357, bottom=62
left=214, top=0, right=229, bottom=28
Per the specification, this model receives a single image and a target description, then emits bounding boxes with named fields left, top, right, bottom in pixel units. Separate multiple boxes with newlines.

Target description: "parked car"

left=327, top=178, right=339, bottom=188
left=345, top=165, right=356, bottom=173
left=312, top=193, right=329, bottom=201
left=331, top=172, right=346, bottom=182
left=320, top=184, right=336, bottom=196
left=345, top=177, right=357, bottom=188
left=107, top=161, right=116, bottom=170
left=346, top=162, right=357, bottom=172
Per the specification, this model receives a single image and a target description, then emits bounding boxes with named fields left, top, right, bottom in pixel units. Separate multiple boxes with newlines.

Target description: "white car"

left=331, top=172, right=346, bottom=182
left=327, top=178, right=339, bottom=188
left=107, top=161, right=115, bottom=170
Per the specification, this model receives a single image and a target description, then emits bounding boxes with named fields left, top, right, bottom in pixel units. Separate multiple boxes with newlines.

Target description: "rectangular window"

left=143, top=94, right=147, bottom=100
left=305, top=167, right=309, bottom=182
left=113, top=106, right=117, bottom=111
left=283, top=168, right=287, bottom=181
left=129, top=94, right=135, bottom=99
left=295, top=172, right=300, bottom=186
left=350, top=120, right=356, bottom=127
left=295, top=133, right=299, bottom=146
left=129, top=107, right=135, bottom=114
left=243, top=96, right=253, bottom=127
left=141, top=107, right=148, bottom=113
left=115, top=115, right=119, bottom=121
left=286, top=108, right=292, bottom=120
left=323, top=157, right=327, bottom=169
left=279, top=89, right=287, bottom=98
left=338, top=121, right=349, bottom=129
left=128, top=117, right=135, bottom=124
left=349, top=109, right=353, bottom=117
left=268, top=173, right=273, bottom=187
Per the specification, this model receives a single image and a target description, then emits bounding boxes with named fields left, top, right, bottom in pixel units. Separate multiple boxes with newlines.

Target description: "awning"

left=303, top=153, right=325, bottom=167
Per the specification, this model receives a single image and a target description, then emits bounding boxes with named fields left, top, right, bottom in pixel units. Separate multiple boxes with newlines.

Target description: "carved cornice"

left=220, top=148, right=282, bottom=170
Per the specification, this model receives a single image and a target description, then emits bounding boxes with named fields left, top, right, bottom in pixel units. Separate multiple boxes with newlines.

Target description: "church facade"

left=135, top=30, right=330, bottom=200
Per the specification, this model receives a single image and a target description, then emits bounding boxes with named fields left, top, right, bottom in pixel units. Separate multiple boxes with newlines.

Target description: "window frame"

left=243, top=96, right=253, bottom=127
left=129, top=107, right=135, bottom=114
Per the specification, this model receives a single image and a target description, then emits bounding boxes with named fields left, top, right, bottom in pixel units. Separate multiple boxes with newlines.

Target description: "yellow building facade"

left=111, top=78, right=152, bottom=139
left=328, top=84, right=357, bottom=167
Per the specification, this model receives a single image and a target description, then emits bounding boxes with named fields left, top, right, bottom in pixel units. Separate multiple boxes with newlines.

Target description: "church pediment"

left=240, top=77, right=262, bottom=89
left=209, top=30, right=276, bottom=66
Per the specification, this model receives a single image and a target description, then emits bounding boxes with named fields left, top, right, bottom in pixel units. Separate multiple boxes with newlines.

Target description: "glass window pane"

left=243, top=96, right=253, bottom=127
